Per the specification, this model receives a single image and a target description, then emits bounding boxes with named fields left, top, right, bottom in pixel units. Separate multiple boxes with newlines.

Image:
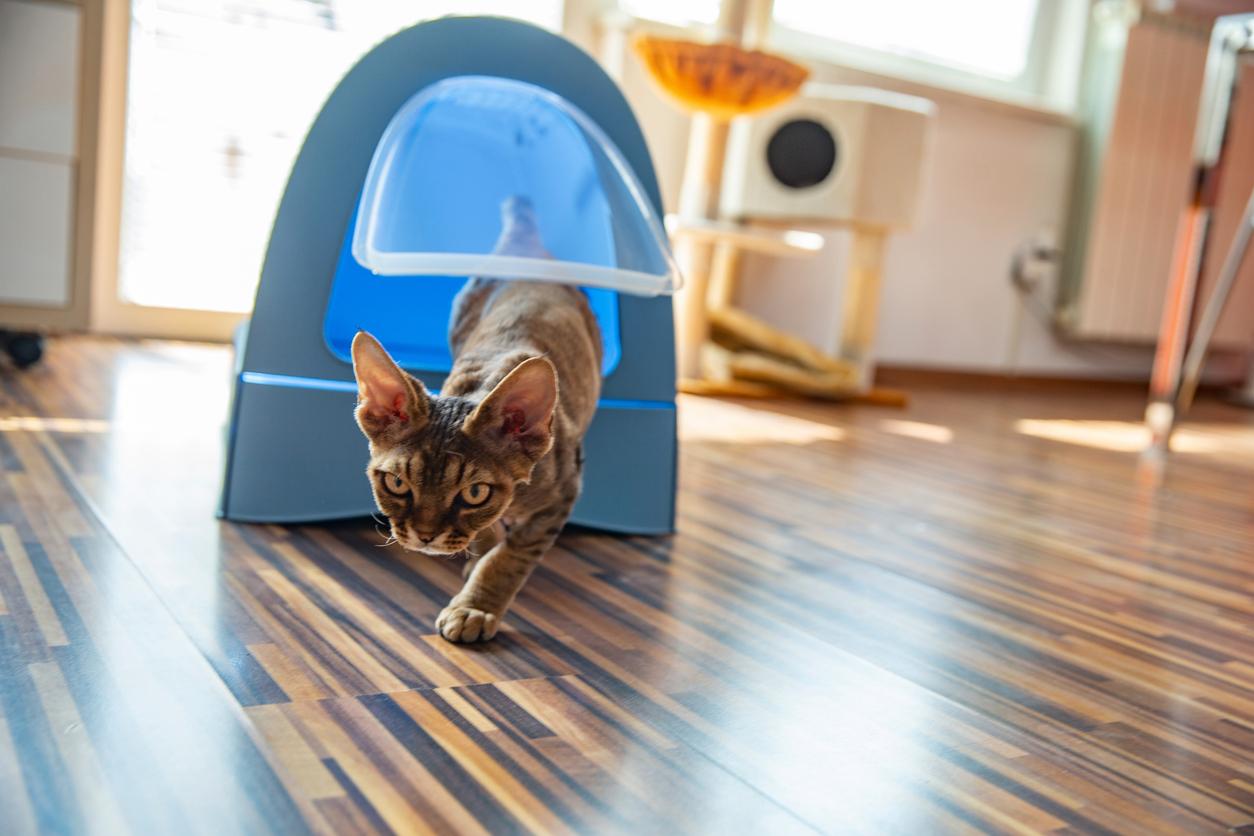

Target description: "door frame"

left=85, top=0, right=242, bottom=342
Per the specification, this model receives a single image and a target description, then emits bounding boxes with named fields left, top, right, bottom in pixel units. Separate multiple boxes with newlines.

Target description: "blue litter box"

left=219, top=16, right=679, bottom=534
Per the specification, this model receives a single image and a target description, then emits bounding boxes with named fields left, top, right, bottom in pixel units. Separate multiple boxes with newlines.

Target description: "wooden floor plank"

left=0, top=335, right=1251, bottom=834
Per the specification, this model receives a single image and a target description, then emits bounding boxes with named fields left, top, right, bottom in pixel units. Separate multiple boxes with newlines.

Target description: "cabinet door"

left=0, top=156, right=75, bottom=307
left=0, top=0, right=80, bottom=156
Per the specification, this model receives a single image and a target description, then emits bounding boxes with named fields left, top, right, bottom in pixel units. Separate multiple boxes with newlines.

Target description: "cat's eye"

left=460, top=482, right=491, bottom=506
left=380, top=471, right=408, bottom=497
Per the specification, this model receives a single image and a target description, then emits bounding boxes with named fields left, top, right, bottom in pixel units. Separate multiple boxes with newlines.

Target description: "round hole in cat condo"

left=323, top=75, right=679, bottom=376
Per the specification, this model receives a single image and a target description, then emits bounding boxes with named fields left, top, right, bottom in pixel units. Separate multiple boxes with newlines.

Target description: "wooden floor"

left=1, top=337, right=1252, bottom=835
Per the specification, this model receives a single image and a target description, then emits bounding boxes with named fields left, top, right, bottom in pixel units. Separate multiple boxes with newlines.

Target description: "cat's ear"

left=351, top=331, right=429, bottom=440
left=464, top=357, right=557, bottom=468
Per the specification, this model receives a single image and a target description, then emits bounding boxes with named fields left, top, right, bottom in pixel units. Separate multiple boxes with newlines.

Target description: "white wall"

left=589, top=19, right=1208, bottom=379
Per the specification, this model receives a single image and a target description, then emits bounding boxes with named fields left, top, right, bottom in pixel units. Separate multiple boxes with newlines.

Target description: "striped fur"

left=351, top=201, right=602, bottom=643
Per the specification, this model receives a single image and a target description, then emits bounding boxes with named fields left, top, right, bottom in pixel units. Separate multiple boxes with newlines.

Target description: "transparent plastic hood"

left=352, top=76, right=680, bottom=297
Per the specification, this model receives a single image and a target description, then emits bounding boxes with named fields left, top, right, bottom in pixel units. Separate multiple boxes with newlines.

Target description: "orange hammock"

left=633, top=35, right=809, bottom=119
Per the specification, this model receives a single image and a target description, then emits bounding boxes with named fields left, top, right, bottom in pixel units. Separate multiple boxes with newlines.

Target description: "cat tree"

left=634, top=0, right=924, bottom=403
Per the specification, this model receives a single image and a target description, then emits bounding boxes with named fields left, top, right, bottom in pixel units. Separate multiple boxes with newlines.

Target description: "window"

left=113, top=0, right=562, bottom=329
left=617, top=0, right=719, bottom=28
left=772, top=0, right=1039, bottom=80
left=613, top=0, right=1086, bottom=112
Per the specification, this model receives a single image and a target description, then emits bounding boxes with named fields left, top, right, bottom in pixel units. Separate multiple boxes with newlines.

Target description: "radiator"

left=1068, top=15, right=1254, bottom=349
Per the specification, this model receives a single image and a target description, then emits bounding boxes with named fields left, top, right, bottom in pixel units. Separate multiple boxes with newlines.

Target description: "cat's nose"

left=414, top=531, right=437, bottom=544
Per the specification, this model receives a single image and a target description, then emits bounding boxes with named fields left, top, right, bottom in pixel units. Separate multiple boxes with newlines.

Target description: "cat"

left=350, top=197, right=602, bottom=643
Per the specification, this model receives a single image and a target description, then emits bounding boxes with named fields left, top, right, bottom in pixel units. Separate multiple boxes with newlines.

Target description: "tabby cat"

left=350, top=197, right=602, bottom=642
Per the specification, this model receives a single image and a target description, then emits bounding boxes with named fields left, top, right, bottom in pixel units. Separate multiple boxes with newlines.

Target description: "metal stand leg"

left=1175, top=186, right=1254, bottom=413
left=1144, top=12, right=1254, bottom=452
left=1145, top=202, right=1210, bottom=452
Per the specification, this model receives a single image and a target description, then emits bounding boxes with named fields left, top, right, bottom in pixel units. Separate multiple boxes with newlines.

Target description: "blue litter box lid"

left=351, top=75, right=681, bottom=297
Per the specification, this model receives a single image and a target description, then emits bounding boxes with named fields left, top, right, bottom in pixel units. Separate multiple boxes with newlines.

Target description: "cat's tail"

left=491, top=195, right=551, bottom=259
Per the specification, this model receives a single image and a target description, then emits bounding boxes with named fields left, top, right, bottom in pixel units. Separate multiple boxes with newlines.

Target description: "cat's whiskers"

left=370, top=513, right=401, bottom=548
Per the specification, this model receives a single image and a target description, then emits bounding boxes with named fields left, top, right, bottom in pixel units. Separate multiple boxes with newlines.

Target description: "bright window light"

left=771, top=0, right=1040, bottom=80
left=617, top=0, right=720, bottom=27
left=119, top=0, right=561, bottom=315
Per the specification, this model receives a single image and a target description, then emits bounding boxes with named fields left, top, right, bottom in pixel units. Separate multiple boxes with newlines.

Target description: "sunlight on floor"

left=1015, top=418, right=1254, bottom=456
left=879, top=418, right=954, bottom=443
left=0, top=416, right=110, bottom=433
left=678, top=396, right=845, bottom=444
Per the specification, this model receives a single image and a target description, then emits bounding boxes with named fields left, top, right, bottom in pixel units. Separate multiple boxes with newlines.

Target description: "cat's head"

left=350, top=331, right=557, bottom=555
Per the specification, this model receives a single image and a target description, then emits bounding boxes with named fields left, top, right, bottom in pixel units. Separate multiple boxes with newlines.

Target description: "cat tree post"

left=641, top=0, right=786, bottom=380
left=673, top=114, right=730, bottom=378
left=838, top=224, right=889, bottom=391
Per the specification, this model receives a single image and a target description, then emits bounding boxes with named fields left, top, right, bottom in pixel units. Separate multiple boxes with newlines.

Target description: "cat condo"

left=219, top=17, right=679, bottom=534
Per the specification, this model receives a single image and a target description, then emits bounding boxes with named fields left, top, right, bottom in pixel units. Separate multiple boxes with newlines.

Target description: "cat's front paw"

left=436, top=603, right=500, bottom=643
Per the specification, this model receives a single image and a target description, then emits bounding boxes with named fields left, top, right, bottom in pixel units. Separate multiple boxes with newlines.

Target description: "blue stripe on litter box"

left=239, top=372, right=675, bottom=411
left=241, top=372, right=359, bottom=393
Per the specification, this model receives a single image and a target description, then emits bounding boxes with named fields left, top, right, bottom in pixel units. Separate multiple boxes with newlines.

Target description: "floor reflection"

left=3, top=338, right=1251, bottom=832
left=1016, top=417, right=1254, bottom=456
